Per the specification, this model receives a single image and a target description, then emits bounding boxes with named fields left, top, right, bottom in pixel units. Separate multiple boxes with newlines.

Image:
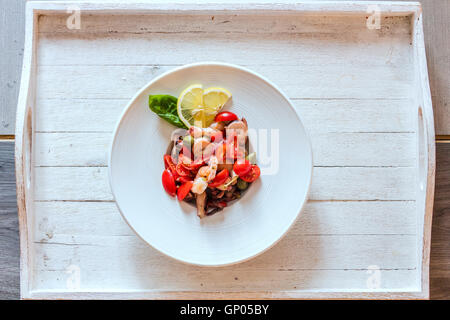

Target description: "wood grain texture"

left=14, top=3, right=429, bottom=299
left=419, top=0, right=450, bottom=135
left=35, top=64, right=413, bottom=100
left=33, top=201, right=417, bottom=237
left=430, top=143, right=450, bottom=299
left=0, top=0, right=26, bottom=134
left=5, top=1, right=437, bottom=299
left=22, top=5, right=424, bottom=299
left=32, top=166, right=417, bottom=201
left=34, top=132, right=417, bottom=167
left=0, top=141, right=19, bottom=300
left=35, top=98, right=414, bottom=133
left=37, top=12, right=412, bottom=34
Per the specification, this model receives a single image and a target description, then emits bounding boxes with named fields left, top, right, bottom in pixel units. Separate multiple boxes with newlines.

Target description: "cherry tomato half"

left=215, top=111, right=238, bottom=123
left=176, top=163, right=192, bottom=177
left=162, top=169, right=176, bottom=196
left=164, top=154, right=176, bottom=172
left=177, top=180, right=193, bottom=201
left=240, top=165, right=261, bottom=183
left=208, top=169, right=229, bottom=188
left=233, top=160, right=252, bottom=177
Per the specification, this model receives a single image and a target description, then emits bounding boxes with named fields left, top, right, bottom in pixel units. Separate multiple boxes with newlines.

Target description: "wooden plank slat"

left=33, top=166, right=416, bottom=201
left=36, top=64, right=414, bottom=100
left=32, top=233, right=417, bottom=292
left=32, top=263, right=418, bottom=292
left=37, top=29, right=413, bottom=68
left=33, top=201, right=417, bottom=238
left=35, top=98, right=415, bottom=134
left=309, top=167, right=415, bottom=200
left=34, top=132, right=416, bottom=167
left=35, top=167, right=112, bottom=201
left=34, top=232, right=417, bottom=271
left=37, top=13, right=412, bottom=35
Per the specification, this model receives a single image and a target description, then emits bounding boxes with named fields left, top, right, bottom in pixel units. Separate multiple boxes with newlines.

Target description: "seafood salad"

left=149, top=85, right=261, bottom=218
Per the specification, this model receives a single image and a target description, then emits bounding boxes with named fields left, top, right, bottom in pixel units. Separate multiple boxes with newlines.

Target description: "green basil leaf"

left=148, top=94, right=188, bottom=129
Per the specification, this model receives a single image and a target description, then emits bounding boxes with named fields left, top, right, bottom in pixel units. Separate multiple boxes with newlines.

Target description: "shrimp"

left=191, top=177, right=208, bottom=194
left=190, top=126, right=219, bottom=139
left=209, top=121, right=225, bottom=131
left=191, top=156, right=218, bottom=194
left=193, top=137, right=217, bottom=162
left=198, top=156, right=218, bottom=182
left=193, top=137, right=211, bottom=159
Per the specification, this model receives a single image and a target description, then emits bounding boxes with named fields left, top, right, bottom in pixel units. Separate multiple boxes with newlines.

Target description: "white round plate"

left=109, top=62, right=312, bottom=266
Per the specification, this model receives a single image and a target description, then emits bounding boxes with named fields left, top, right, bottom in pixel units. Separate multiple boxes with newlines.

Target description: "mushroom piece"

left=196, top=191, right=207, bottom=218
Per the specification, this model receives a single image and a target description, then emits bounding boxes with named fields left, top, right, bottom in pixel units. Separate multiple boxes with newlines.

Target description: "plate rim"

left=108, top=61, right=313, bottom=267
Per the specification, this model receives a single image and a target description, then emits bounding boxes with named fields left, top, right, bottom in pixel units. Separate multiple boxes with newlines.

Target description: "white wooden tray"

left=16, top=1, right=435, bottom=299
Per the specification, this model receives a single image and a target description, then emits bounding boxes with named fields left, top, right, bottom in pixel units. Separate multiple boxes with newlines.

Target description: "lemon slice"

left=177, top=85, right=232, bottom=128
left=203, top=87, right=232, bottom=110
left=177, top=84, right=204, bottom=128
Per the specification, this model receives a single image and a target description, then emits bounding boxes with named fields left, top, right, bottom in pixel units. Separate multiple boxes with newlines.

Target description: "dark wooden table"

left=0, top=141, right=19, bottom=299
left=0, top=0, right=449, bottom=299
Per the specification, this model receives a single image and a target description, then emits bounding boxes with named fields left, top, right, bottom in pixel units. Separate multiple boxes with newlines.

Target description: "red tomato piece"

left=163, top=154, right=171, bottom=169
left=240, top=165, right=261, bottom=183
left=208, top=169, right=229, bottom=188
left=162, top=169, right=176, bottom=196
left=176, top=163, right=192, bottom=177
left=177, top=180, right=193, bottom=201
left=233, top=160, right=252, bottom=177
left=164, top=154, right=176, bottom=172
left=164, top=154, right=179, bottom=179
left=177, top=176, right=193, bottom=184
left=189, top=160, right=204, bottom=171
left=215, top=111, right=238, bottom=123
